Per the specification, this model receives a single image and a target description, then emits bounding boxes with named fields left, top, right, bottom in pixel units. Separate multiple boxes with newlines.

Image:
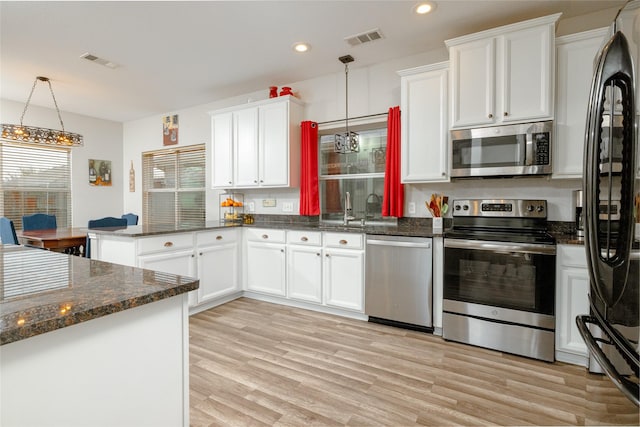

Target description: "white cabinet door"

left=259, top=101, right=289, bottom=187
left=323, top=248, right=364, bottom=311
left=449, top=37, right=495, bottom=128
left=555, top=244, right=590, bottom=366
left=399, top=63, right=449, bottom=183
left=211, top=112, right=234, bottom=188
left=447, top=14, right=559, bottom=129
left=138, top=248, right=196, bottom=278
left=197, top=240, right=239, bottom=303
left=501, top=24, right=554, bottom=122
left=287, top=245, right=322, bottom=303
left=233, top=107, right=259, bottom=187
left=246, top=241, right=286, bottom=296
left=553, top=29, right=608, bottom=179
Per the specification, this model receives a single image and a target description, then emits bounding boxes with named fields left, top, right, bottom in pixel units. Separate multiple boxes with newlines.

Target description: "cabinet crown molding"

left=555, top=27, right=609, bottom=45
left=207, top=94, right=304, bottom=116
left=397, top=61, right=449, bottom=77
left=445, top=13, right=561, bottom=48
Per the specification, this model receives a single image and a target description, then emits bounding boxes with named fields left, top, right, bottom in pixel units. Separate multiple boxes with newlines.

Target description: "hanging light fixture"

left=1, top=76, right=83, bottom=146
left=334, top=55, right=359, bottom=154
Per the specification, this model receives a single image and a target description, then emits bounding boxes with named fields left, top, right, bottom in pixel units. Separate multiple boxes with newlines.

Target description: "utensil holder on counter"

left=432, top=217, right=443, bottom=234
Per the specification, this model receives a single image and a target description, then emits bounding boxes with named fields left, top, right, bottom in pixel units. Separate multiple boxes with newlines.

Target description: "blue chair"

left=121, top=213, right=139, bottom=225
left=0, top=217, right=19, bottom=245
left=86, top=217, right=128, bottom=258
left=22, top=213, right=57, bottom=231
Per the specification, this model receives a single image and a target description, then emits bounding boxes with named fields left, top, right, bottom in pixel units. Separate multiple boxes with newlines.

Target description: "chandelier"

left=334, top=55, right=359, bottom=154
left=1, top=76, right=83, bottom=146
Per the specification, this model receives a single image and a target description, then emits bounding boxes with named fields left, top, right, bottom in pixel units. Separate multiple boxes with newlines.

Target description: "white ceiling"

left=0, top=1, right=625, bottom=123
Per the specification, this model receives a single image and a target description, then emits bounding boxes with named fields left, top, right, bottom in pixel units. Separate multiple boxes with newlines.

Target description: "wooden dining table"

left=17, top=227, right=88, bottom=256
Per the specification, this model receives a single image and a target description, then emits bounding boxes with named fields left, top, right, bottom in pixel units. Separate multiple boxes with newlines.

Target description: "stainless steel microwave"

left=450, top=121, right=553, bottom=178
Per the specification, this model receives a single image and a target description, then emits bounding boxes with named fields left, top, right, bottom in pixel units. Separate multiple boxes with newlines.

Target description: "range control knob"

left=526, top=205, right=535, bottom=212
left=536, top=205, right=545, bottom=213
left=463, top=205, right=469, bottom=211
left=455, top=204, right=461, bottom=211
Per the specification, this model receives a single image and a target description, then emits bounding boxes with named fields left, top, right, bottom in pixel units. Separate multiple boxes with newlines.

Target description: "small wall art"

left=163, top=114, right=179, bottom=146
left=89, top=159, right=112, bottom=186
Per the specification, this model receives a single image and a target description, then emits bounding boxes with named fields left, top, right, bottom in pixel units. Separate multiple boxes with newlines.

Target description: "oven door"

left=443, top=239, right=556, bottom=318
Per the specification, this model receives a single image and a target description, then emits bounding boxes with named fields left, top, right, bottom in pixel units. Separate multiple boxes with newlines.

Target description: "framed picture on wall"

left=89, top=159, right=112, bottom=186
left=163, top=114, right=179, bottom=146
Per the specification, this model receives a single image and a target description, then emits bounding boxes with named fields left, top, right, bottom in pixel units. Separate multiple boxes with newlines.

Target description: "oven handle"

left=444, top=238, right=556, bottom=255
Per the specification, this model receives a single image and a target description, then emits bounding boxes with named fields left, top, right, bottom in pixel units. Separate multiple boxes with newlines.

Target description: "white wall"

left=118, top=10, right=619, bottom=224
left=1, top=99, right=123, bottom=227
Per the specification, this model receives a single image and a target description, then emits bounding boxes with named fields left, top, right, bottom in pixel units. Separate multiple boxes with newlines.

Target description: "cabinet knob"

left=488, top=113, right=493, bottom=119
left=339, top=239, right=348, bottom=245
left=281, top=249, right=284, bottom=253
left=441, top=172, right=445, bottom=176
left=260, top=180, right=264, bottom=183
left=191, top=254, right=195, bottom=258
left=254, top=180, right=258, bottom=183
left=301, top=236, right=308, bottom=242
left=504, top=112, right=508, bottom=117
left=164, top=241, right=174, bottom=248
left=199, top=252, right=203, bottom=256
left=228, top=181, right=232, bottom=184
left=325, top=254, right=330, bottom=257
left=216, top=235, right=223, bottom=240
left=262, top=234, right=269, bottom=239
left=316, top=253, right=321, bottom=256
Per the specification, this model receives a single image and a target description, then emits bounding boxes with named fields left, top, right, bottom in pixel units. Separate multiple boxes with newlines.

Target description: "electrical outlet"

left=248, top=202, right=255, bottom=212
left=282, top=202, right=293, bottom=212
left=262, top=199, right=276, bottom=207
left=408, top=202, right=416, bottom=214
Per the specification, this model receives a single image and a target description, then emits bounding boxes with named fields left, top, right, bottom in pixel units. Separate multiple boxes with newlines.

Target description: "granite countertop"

left=0, top=245, right=199, bottom=346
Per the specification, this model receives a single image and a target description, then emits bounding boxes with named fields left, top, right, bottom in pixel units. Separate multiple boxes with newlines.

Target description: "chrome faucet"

left=343, top=191, right=355, bottom=225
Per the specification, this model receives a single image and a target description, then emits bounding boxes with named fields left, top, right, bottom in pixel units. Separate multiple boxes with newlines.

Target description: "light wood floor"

left=189, top=298, right=639, bottom=426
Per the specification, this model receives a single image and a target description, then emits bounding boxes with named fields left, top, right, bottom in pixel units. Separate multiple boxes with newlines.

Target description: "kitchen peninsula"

left=0, top=244, right=198, bottom=427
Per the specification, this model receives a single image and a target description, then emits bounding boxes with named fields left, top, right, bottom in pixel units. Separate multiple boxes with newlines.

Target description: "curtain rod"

left=317, top=112, right=388, bottom=125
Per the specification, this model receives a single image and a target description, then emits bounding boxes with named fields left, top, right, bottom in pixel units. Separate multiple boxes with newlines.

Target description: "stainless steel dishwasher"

left=365, top=235, right=433, bottom=331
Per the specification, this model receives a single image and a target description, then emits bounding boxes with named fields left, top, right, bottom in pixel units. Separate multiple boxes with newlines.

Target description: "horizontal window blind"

left=0, top=141, right=72, bottom=230
left=142, top=144, right=205, bottom=227
left=2, top=248, right=70, bottom=299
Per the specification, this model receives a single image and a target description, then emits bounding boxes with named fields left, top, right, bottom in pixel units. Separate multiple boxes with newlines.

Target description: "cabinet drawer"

left=323, top=232, right=363, bottom=249
left=287, top=230, right=322, bottom=246
left=245, top=228, right=286, bottom=243
left=197, top=228, right=238, bottom=246
left=138, top=233, right=194, bottom=255
left=558, top=244, right=587, bottom=268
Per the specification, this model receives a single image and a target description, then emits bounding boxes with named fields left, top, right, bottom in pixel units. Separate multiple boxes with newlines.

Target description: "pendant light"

left=1, top=76, right=83, bottom=146
left=334, top=55, right=359, bottom=154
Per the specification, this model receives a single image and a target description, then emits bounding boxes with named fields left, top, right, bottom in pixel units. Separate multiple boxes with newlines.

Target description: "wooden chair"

left=22, top=213, right=57, bottom=231
left=86, top=217, right=128, bottom=258
left=0, top=217, right=19, bottom=245
left=121, top=213, right=139, bottom=225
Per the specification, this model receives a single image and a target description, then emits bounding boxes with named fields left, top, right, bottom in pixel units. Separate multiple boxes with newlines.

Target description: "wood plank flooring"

left=189, top=298, right=639, bottom=426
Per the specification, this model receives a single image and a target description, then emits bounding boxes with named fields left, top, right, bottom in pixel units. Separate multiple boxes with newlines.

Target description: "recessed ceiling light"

left=293, top=42, right=310, bottom=53
left=414, top=2, right=436, bottom=15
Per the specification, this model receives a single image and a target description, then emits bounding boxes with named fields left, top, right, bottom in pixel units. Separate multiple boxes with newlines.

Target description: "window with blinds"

left=0, top=141, right=72, bottom=230
left=142, top=144, right=206, bottom=227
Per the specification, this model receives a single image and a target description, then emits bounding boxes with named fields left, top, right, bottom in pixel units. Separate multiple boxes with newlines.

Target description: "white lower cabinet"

left=196, top=229, right=240, bottom=304
left=138, top=248, right=196, bottom=278
left=287, top=231, right=323, bottom=303
left=555, top=244, right=590, bottom=366
left=245, top=228, right=286, bottom=296
left=323, top=232, right=364, bottom=312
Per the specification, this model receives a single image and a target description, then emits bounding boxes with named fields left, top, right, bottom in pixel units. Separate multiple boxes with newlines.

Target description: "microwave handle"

left=525, top=132, right=534, bottom=166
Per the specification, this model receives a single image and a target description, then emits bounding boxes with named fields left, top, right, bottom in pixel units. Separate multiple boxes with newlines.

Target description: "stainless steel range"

left=443, top=199, right=556, bottom=361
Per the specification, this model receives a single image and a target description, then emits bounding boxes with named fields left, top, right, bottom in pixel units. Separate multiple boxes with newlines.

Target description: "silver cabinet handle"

left=164, top=241, right=173, bottom=248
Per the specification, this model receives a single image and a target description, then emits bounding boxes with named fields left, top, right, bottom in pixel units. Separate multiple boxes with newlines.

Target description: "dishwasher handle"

left=367, top=239, right=431, bottom=249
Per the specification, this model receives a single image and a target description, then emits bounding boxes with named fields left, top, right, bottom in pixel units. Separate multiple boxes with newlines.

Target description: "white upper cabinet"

left=447, top=13, right=560, bottom=129
left=553, top=28, right=608, bottom=179
left=398, top=62, right=450, bottom=183
left=209, top=95, right=303, bottom=189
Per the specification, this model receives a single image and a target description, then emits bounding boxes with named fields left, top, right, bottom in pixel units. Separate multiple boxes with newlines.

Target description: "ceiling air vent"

left=80, top=52, right=120, bottom=69
left=344, top=28, right=384, bottom=47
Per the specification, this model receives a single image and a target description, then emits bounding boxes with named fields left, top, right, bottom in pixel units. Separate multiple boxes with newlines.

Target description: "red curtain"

left=299, top=121, right=320, bottom=216
left=382, top=106, right=404, bottom=217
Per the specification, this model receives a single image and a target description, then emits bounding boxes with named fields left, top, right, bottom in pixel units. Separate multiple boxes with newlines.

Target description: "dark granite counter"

left=0, top=244, right=198, bottom=345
